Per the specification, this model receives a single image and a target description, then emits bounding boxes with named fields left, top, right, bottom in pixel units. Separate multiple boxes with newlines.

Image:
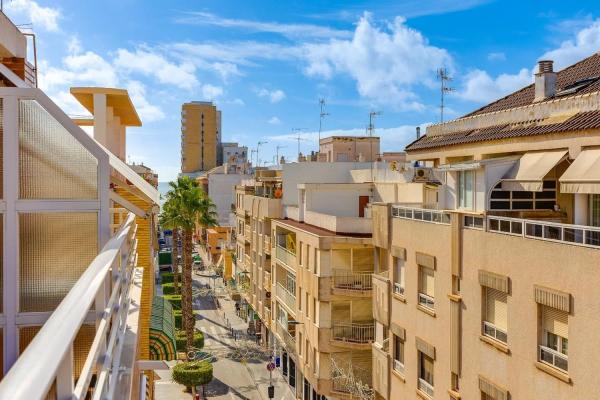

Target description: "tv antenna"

left=292, top=128, right=308, bottom=162
left=318, top=98, right=329, bottom=144
left=250, top=149, right=257, bottom=168
left=276, top=145, right=286, bottom=165
left=437, top=68, right=454, bottom=124
left=257, top=141, right=267, bottom=167
left=368, top=111, right=381, bottom=137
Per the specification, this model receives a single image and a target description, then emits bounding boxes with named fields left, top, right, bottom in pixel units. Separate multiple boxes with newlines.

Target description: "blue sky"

left=4, top=0, right=600, bottom=181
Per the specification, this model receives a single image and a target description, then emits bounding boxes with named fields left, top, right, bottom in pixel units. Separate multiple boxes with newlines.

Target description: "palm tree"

left=162, top=176, right=218, bottom=352
left=159, top=202, right=180, bottom=294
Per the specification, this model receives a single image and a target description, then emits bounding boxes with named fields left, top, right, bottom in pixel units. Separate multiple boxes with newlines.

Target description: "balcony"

left=244, top=225, right=251, bottom=240
left=332, top=269, right=372, bottom=295
left=244, top=254, right=251, bottom=269
left=304, top=210, right=372, bottom=234
left=331, top=322, right=375, bottom=347
left=263, top=271, right=272, bottom=290
left=418, top=378, right=434, bottom=398
left=263, top=306, right=272, bottom=328
left=276, top=283, right=296, bottom=312
left=275, top=245, right=297, bottom=269
left=392, top=205, right=451, bottom=225
left=276, top=321, right=296, bottom=351
left=264, top=235, right=271, bottom=254
left=539, top=345, right=568, bottom=373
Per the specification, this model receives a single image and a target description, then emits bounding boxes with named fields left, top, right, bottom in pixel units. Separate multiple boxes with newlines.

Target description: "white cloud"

left=39, top=50, right=119, bottom=91
left=268, top=116, right=281, bottom=125
left=301, top=13, right=452, bottom=110
left=487, top=52, right=506, bottom=61
left=5, top=0, right=60, bottom=31
left=175, top=11, right=351, bottom=40
left=257, top=88, right=286, bottom=103
left=202, top=84, right=224, bottom=99
left=169, top=41, right=300, bottom=66
left=114, top=48, right=198, bottom=90
left=541, top=19, right=600, bottom=70
left=227, top=98, right=245, bottom=106
left=211, top=62, right=243, bottom=81
left=459, top=68, right=531, bottom=103
left=127, top=81, right=165, bottom=122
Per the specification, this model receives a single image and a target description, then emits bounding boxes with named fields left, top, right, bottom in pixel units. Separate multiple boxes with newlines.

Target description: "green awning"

left=150, top=296, right=177, bottom=361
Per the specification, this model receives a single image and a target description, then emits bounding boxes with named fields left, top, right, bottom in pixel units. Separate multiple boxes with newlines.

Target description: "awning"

left=559, top=148, right=600, bottom=194
left=150, top=297, right=177, bottom=361
left=501, top=150, right=567, bottom=192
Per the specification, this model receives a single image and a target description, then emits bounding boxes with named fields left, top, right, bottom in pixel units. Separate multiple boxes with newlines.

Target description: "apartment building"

left=371, top=56, right=600, bottom=400
left=0, top=13, right=163, bottom=399
left=181, top=101, right=222, bottom=175
left=319, top=136, right=380, bottom=162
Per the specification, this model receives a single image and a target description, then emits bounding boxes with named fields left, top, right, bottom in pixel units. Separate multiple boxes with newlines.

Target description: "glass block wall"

left=19, top=213, right=98, bottom=312
left=19, top=100, right=97, bottom=199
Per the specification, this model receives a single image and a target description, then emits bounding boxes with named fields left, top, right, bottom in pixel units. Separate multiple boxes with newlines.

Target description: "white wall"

left=208, top=173, right=251, bottom=226
left=305, top=185, right=372, bottom=217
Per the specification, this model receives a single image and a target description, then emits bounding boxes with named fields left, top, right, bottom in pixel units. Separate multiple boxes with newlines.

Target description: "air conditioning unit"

left=413, top=167, right=434, bottom=182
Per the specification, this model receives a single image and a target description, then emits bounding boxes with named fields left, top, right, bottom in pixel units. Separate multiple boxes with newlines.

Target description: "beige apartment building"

left=181, top=101, right=222, bottom=174
left=371, top=56, right=600, bottom=400
left=319, top=136, right=380, bottom=162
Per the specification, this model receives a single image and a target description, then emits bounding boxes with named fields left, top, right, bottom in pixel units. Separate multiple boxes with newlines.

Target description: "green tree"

left=159, top=202, right=180, bottom=294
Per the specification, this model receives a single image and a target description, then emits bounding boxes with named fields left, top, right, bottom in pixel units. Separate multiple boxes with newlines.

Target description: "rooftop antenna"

left=276, top=145, right=286, bottom=165
left=257, top=140, right=268, bottom=167
left=318, top=98, right=329, bottom=145
left=250, top=149, right=257, bottom=168
left=292, top=128, right=308, bottom=162
left=437, top=67, right=454, bottom=124
left=368, top=111, right=381, bottom=137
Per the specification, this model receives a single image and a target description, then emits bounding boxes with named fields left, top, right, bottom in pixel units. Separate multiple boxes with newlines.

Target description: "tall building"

left=181, top=101, right=222, bottom=175
left=371, top=56, right=600, bottom=400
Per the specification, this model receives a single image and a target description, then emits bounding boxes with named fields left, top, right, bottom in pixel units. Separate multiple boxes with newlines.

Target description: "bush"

left=162, top=282, right=179, bottom=295
left=164, top=294, right=182, bottom=310
left=175, top=330, right=204, bottom=350
left=172, top=361, right=213, bottom=388
left=174, top=310, right=200, bottom=329
left=161, top=272, right=181, bottom=284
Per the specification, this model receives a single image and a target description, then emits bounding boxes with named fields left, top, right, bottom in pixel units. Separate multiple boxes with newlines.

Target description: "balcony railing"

left=264, top=307, right=271, bottom=328
left=244, top=254, right=251, bottom=268
left=539, top=345, right=568, bottom=372
left=393, top=359, right=405, bottom=374
left=331, top=322, right=375, bottom=344
left=464, top=214, right=485, bottom=230
left=418, top=293, right=435, bottom=310
left=332, top=269, right=373, bottom=291
left=418, top=378, right=434, bottom=398
left=483, top=321, right=507, bottom=343
left=264, top=271, right=272, bottom=290
left=275, top=245, right=297, bottom=268
left=488, top=215, right=600, bottom=248
left=0, top=212, right=138, bottom=400
left=276, top=283, right=296, bottom=311
left=391, top=205, right=451, bottom=225
left=244, top=225, right=251, bottom=239
left=264, top=235, right=271, bottom=253
left=276, top=321, right=296, bottom=351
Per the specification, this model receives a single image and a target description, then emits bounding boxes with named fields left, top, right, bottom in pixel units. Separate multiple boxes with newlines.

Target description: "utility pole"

left=257, top=141, right=267, bottom=167
left=318, top=98, right=329, bottom=145
left=437, top=67, right=455, bottom=124
left=292, top=128, right=308, bottom=162
left=276, top=145, right=286, bottom=165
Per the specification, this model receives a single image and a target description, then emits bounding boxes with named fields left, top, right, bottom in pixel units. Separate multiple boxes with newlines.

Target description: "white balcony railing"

left=276, top=321, right=296, bottom=351
left=393, top=359, right=405, bottom=374
left=275, top=245, right=297, bottom=268
left=418, top=293, right=435, bottom=310
left=332, top=322, right=375, bottom=344
left=418, top=378, right=434, bottom=398
left=276, top=283, right=296, bottom=311
left=332, top=269, right=373, bottom=291
left=244, top=225, right=251, bottom=239
left=391, top=205, right=451, bottom=225
left=539, top=345, right=568, bottom=372
left=264, top=270, right=272, bottom=290
left=483, top=321, right=508, bottom=343
left=393, top=282, right=405, bottom=296
left=488, top=215, right=600, bottom=248
left=0, top=212, right=138, bottom=400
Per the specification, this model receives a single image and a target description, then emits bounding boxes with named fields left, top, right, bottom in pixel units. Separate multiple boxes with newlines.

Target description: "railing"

left=418, top=378, right=434, bottom=398
left=394, top=282, right=405, bottom=296
left=393, top=359, right=405, bottom=374
left=276, top=321, right=296, bottom=351
left=464, top=214, right=485, bottom=230
left=244, top=254, right=251, bottom=268
left=483, top=321, right=508, bottom=343
left=276, top=283, right=296, bottom=311
left=332, top=269, right=373, bottom=291
left=264, top=271, right=272, bottom=290
left=418, top=293, right=435, bottom=310
left=264, top=307, right=272, bottom=328
left=391, top=205, right=451, bottom=225
left=539, top=345, right=568, bottom=372
left=0, top=213, right=138, bottom=400
left=244, top=225, right=251, bottom=239
left=275, top=245, right=297, bottom=268
left=332, top=322, right=375, bottom=344
left=487, top=215, right=600, bottom=248
left=264, top=235, right=271, bottom=253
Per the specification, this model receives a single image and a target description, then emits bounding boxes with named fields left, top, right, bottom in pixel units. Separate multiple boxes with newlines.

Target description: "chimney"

left=534, top=60, right=556, bottom=102
left=416, top=126, right=421, bottom=139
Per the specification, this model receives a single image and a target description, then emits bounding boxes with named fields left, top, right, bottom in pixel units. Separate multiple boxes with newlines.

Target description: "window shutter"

left=421, top=267, right=435, bottom=297
left=543, top=306, right=568, bottom=339
left=486, top=288, right=508, bottom=331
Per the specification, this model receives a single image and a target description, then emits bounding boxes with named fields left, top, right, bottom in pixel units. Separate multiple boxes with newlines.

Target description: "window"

left=483, top=288, right=508, bottom=343
left=393, top=335, right=405, bottom=374
left=312, top=298, right=317, bottom=323
left=298, top=287, right=303, bottom=312
left=540, top=306, right=568, bottom=372
left=314, top=249, right=318, bottom=273
left=591, top=194, right=600, bottom=227
left=306, top=244, right=311, bottom=269
left=306, top=293, right=310, bottom=318
left=458, top=170, right=474, bottom=209
left=490, top=180, right=557, bottom=210
left=418, top=266, right=435, bottom=310
left=393, top=257, right=405, bottom=296
left=418, top=352, right=434, bottom=397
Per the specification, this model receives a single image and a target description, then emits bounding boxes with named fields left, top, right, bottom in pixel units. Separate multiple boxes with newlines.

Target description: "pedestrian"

left=235, top=302, right=240, bottom=316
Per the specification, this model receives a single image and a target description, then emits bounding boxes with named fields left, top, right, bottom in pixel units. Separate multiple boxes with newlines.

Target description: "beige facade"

left=181, top=101, right=221, bottom=174
left=372, top=56, right=600, bottom=400
left=319, top=136, right=380, bottom=163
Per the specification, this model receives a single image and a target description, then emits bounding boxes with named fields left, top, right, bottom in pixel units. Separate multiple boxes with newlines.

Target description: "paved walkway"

left=154, top=246, right=296, bottom=400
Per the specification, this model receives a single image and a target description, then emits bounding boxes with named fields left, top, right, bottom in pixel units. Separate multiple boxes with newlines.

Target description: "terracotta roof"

left=464, top=53, right=600, bottom=117
left=406, top=110, right=600, bottom=151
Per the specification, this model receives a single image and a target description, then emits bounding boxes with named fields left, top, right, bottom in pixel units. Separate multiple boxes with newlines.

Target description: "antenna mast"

left=437, top=68, right=454, bottom=124
left=257, top=141, right=267, bottom=167
left=318, top=98, right=329, bottom=145
left=292, top=128, right=308, bottom=162
left=276, top=145, right=286, bottom=165
left=368, top=111, right=381, bottom=137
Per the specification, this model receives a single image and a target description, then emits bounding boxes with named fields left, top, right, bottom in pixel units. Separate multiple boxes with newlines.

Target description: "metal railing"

left=276, top=283, right=296, bottom=311
left=488, top=215, right=600, bottom=248
left=275, top=245, right=297, bottom=268
left=393, top=359, right=405, bottom=374
left=483, top=321, right=508, bottom=343
left=263, top=271, right=272, bottom=290
left=244, top=225, right=251, bottom=240
left=464, top=214, right=485, bottom=230
left=264, top=307, right=272, bottom=328
left=276, top=321, right=296, bottom=351
left=331, top=322, right=375, bottom=344
left=332, top=269, right=373, bottom=291
left=391, top=205, right=451, bottom=225
left=418, top=378, right=434, bottom=398
left=0, top=212, right=138, bottom=400
left=539, top=345, right=568, bottom=372
left=418, top=293, right=435, bottom=310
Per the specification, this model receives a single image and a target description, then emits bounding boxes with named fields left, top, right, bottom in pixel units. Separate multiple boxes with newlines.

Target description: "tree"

left=172, top=360, right=213, bottom=394
left=161, top=177, right=218, bottom=353
left=159, top=202, right=180, bottom=294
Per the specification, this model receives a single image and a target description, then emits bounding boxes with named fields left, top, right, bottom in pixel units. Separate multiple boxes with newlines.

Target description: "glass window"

left=483, top=288, right=508, bottom=343
left=393, top=257, right=405, bottom=295
left=419, top=351, right=434, bottom=385
left=394, top=335, right=404, bottom=365
left=590, top=194, right=600, bottom=227
left=419, top=266, right=435, bottom=309
left=489, top=180, right=556, bottom=211
left=540, top=306, right=569, bottom=372
left=458, top=170, right=474, bottom=209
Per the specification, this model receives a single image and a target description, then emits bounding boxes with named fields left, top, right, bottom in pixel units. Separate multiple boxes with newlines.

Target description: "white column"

left=574, top=193, right=589, bottom=225
left=92, top=93, right=107, bottom=145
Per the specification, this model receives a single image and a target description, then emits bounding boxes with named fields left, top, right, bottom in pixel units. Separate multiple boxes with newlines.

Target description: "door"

left=358, top=196, right=369, bottom=217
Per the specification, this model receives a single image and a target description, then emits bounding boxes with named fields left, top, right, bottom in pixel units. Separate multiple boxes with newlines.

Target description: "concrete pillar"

left=92, top=93, right=107, bottom=145
left=574, top=193, right=589, bottom=225
left=119, top=124, right=127, bottom=161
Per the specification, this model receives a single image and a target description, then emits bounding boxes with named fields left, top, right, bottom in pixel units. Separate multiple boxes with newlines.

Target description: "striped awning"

left=150, top=296, right=177, bottom=361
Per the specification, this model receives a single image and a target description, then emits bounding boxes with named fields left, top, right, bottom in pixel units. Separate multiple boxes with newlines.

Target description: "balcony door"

left=359, top=196, right=369, bottom=217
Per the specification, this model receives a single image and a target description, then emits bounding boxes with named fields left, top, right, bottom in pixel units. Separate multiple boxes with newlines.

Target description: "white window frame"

left=393, top=256, right=405, bottom=296
left=457, top=170, right=474, bottom=210
left=393, top=335, right=405, bottom=374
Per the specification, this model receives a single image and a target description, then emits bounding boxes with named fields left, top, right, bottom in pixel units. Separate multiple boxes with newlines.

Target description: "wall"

left=208, top=173, right=250, bottom=226
left=305, top=184, right=372, bottom=217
